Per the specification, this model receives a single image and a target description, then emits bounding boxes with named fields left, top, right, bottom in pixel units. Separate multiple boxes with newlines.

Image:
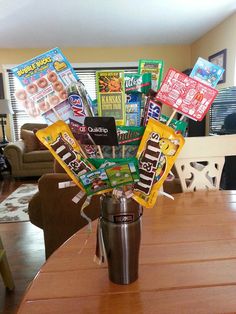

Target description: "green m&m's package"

left=124, top=73, right=151, bottom=94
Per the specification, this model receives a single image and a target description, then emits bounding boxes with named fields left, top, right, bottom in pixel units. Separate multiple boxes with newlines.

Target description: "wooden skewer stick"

left=166, top=109, right=177, bottom=126
left=112, top=146, right=116, bottom=159
left=97, top=146, right=104, bottom=159
left=46, top=95, right=62, bottom=121
left=122, top=145, right=125, bottom=158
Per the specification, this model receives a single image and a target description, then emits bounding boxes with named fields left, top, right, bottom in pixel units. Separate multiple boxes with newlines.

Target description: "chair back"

left=175, top=134, right=236, bottom=192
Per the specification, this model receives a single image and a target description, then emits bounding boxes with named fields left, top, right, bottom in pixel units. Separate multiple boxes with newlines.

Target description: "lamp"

left=0, top=99, right=13, bottom=144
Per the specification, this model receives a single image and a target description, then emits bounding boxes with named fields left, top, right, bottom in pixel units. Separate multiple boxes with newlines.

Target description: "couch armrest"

left=28, top=191, right=43, bottom=229
left=32, top=173, right=100, bottom=258
left=3, top=141, right=26, bottom=173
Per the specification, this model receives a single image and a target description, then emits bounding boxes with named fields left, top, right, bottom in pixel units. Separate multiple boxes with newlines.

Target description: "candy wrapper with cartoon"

left=133, top=118, right=185, bottom=208
left=36, top=120, right=95, bottom=191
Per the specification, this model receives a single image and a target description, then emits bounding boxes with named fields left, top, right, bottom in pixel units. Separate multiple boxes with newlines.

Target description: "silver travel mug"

left=100, top=195, right=142, bottom=285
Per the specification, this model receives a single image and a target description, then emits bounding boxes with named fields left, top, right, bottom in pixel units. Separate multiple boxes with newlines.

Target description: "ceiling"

left=0, top=0, right=235, bottom=48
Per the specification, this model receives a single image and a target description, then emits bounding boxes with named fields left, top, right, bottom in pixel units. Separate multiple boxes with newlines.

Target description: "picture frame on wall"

left=208, top=49, right=227, bottom=84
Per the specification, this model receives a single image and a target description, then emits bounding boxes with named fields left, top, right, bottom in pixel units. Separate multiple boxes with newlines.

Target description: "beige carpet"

left=0, top=184, right=38, bottom=223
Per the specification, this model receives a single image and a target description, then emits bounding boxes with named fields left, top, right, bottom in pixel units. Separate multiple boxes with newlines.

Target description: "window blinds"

left=209, top=86, right=236, bottom=134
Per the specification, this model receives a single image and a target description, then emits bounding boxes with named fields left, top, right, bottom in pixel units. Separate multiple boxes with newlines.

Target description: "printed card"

left=190, top=57, right=225, bottom=87
left=138, top=59, right=164, bottom=91
left=96, top=71, right=126, bottom=125
left=12, top=47, right=78, bottom=119
left=156, top=68, right=218, bottom=121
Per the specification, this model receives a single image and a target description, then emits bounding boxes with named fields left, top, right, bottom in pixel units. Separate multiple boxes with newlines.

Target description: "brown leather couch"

left=4, top=123, right=54, bottom=177
left=28, top=172, right=100, bottom=259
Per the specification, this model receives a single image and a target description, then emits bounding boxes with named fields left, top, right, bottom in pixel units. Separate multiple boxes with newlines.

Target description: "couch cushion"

left=33, top=129, right=48, bottom=150
left=53, top=160, right=66, bottom=173
left=23, top=150, right=54, bottom=163
left=21, top=129, right=39, bottom=152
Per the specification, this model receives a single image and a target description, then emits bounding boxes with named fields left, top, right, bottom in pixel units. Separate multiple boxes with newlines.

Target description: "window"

left=209, top=86, right=236, bottom=134
left=7, top=66, right=137, bottom=141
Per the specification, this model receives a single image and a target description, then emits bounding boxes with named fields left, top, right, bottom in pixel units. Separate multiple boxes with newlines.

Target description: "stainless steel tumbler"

left=100, top=195, right=142, bottom=285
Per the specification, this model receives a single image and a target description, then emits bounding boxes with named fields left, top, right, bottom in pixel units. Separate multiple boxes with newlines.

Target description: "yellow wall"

left=191, top=12, right=236, bottom=88
left=0, top=44, right=191, bottom=73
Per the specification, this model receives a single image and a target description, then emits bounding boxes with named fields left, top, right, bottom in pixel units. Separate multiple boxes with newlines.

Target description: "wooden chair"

left=175, top=134, right=236, bottom=192
left=0, top=237, right=14, bottom=290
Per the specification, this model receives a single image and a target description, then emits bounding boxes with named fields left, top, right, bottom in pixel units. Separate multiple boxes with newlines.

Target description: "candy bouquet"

left=12, top=48, right=224, bottom=284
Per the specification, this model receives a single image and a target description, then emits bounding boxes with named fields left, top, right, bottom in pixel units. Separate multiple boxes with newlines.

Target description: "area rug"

left=0, top=184, right=38, bottom=223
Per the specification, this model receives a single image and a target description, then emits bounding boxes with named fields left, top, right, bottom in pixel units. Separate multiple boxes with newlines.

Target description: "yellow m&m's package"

left=133, top=118, right=185, bottom=208
left=36, top=120, right=95, bottom=191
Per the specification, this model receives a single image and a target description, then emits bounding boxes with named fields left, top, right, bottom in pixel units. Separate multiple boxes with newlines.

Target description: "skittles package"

left=133, top=118, right=185, bottom=208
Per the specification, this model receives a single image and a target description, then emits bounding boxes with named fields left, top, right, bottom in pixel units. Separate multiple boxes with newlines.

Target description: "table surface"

left=18, top=190, right=236, bottom=314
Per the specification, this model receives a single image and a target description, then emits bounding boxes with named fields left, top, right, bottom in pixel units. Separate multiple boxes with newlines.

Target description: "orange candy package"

left=133, top=118, right=185, bottom=208
left=36, top=120, right=95, bottom=191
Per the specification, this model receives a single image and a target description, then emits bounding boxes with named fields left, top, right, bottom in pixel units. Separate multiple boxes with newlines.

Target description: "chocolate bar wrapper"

left=36, top=120, right=95, bottom=191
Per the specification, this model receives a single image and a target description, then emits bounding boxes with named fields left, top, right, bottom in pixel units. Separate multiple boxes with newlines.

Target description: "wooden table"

left=18, top=190, right=236, bottom=313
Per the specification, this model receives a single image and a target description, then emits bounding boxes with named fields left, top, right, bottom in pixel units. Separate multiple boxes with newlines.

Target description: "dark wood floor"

left=0, top=173, right=45, bottom=314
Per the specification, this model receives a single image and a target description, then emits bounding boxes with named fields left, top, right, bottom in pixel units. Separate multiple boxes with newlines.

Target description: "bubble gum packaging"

left=133, top=118, right=185, bottom=208
left=36, top=120, right=95, bottom=191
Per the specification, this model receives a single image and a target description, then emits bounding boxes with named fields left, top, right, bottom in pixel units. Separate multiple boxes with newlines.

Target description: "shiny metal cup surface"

left=100, top=195, right=142, bottom=285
